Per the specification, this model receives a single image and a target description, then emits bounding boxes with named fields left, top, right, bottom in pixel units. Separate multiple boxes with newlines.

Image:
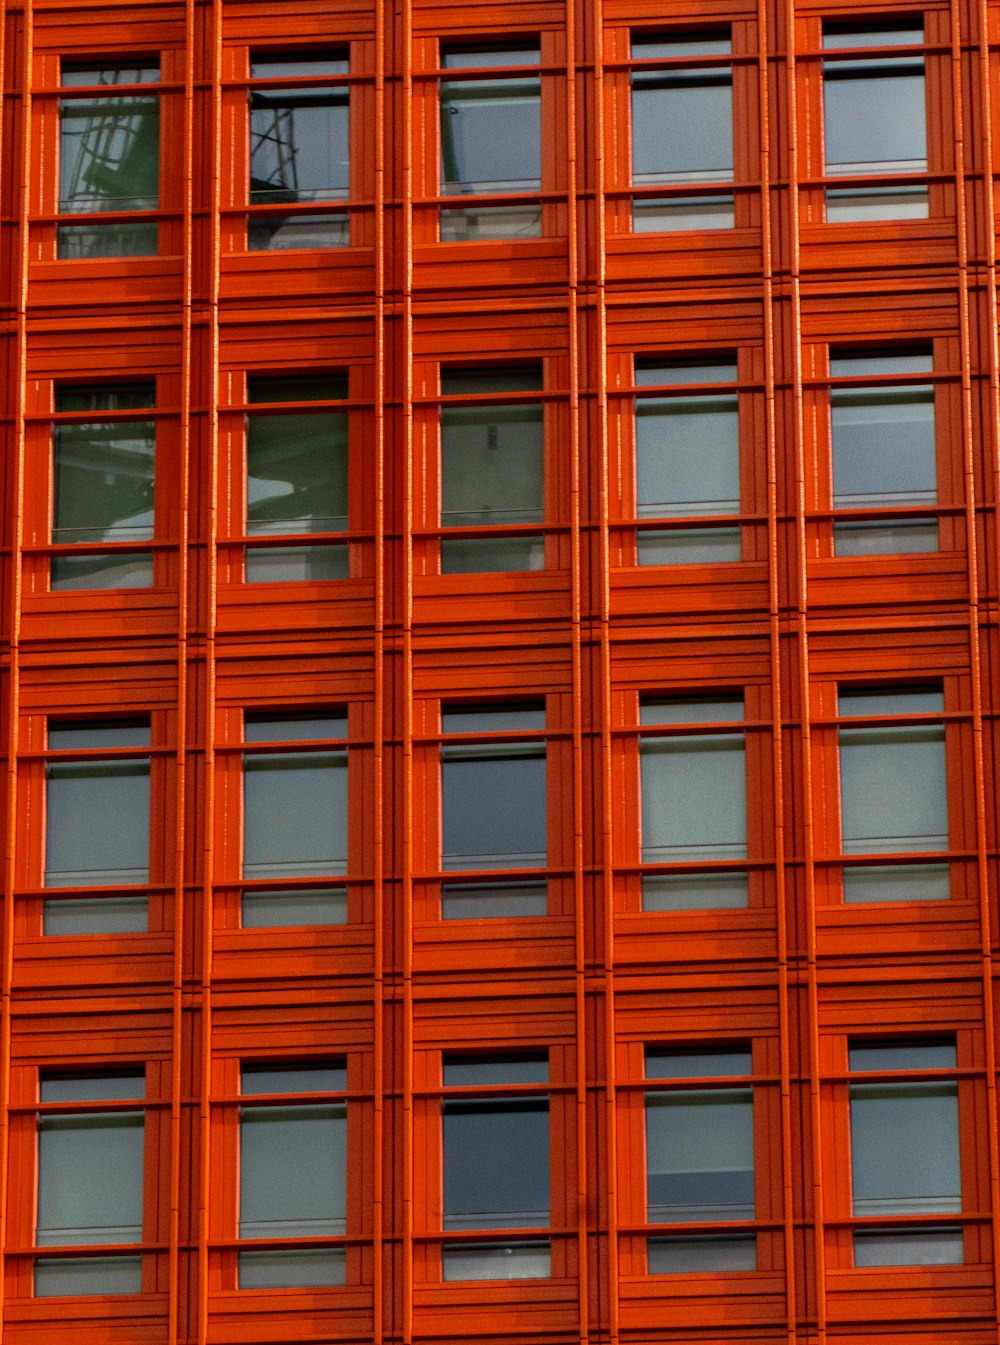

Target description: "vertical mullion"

left=0, top=0, right=31, bottom=1317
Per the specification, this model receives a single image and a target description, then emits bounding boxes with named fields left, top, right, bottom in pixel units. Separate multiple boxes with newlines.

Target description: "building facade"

left=1, top=0, right=999, bottom=1341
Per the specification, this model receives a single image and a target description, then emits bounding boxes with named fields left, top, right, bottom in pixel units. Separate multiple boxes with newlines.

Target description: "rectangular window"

left=439, top=367, right=544, bottom=574
left=830, top=349, right=937, bottom=555
left=244, top=375, right=349, bottom=582
left=239, top=1063, right=347, bottom=1288
left=242, top=716, right=349, bottom=929
left=823, top=24, right=927, bottom=221
left=838, top=686, right=950, bottom=903
left=639, top=697, right=747, bottom=910
left=44, top=719, right=150, bottom=935
left=51, top=383, right=156, bottom=591
left=35, top=1072, right=145, bottom=1297
left=634, top=360, right=740, bottom=564
left=440, top=704, right=547, bottom=918
left=849, top=1040, right=962, bottom=1266
left=442, top=1054, right=550, bottom=1280
left=248, top=53, right=350, bottom=250
left=645, top=1048, right=756, bottom=1273
left=630, top=32, right=734, bottom=232
left=58, top=62, right=160, bottom=259
left=439, top=43, right=542, bottom=241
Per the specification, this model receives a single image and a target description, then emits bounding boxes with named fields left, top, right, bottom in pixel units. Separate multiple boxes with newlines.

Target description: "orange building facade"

left=2, top=0, right=1000, bottom=1341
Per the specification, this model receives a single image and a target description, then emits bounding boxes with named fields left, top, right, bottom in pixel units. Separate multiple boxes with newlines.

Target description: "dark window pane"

left=243, top=751, right=347, bottom=878
left=440, top=50, right=541, bottom=195
left=240, top=1104, right=346, bottom=1236
left=648, top=1234, right=756, bottom=1273
left=646, top=1090, right=754, bottom=1221
left=43, top=896, right=149, bottom=935
left=247, top=411, right=349, bottom=534
left=57, top=221, right=159, bottom=258
left=37, top=1112, right=144, bottom=1244
left=441, top=881, right=547, bottom=919
left=241, top=887, right=347, bottom=927
left=46, top=759, right=150, bottom=886
left=34, top=1256, right=142, bottom=1297
left=442, top=744, right=546, bottom=868
left=443, top=1099, right=549, bottom=1228
left=444, top=1055, right=548, bottom=1086
left=441, top=402, right=543, bottom=525
left=850, top=1083, right=960, bottom=1215
left=53, top=420, right=156, bottom=544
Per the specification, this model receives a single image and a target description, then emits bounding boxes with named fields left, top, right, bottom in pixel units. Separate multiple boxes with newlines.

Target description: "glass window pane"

left=37, top=1113, right=144, bottom=1244
left=444, top=1056, right=548, bottom=1086
left=831, top=389, right=935, bottom=508
left=443, top=1099, right=549, bottom=1228
left=441, top=743, right=546, bottom=869
left=441, top=881, right=547, bottom=919
left=824, top=64, right=925, bottom=174
left=642, top=872, right=748, bottom=910
left=239, top=1247, right=346, bottom=1289
left=41, top=1073, right=144, bottom=1103
left=641, top=696, right=743, bottom=724
left=60, top=95, right=159, bottom=211
left=646, top=1090, right=754, bottom=1220
left=853, top=1228, right=963, bottom=1267
left=53, top=419, right=156, bottom=545
left=57, top=221, right=159, bottom=258
left=440, top=69, right=541, bottom=193
left=849, top=1040, right=957, bottom=1071
left=646, top=1049, right=751, bottom=1078
left=636, top=394, right=739, bottom=517
left=247, top=411, right=349, bottom=534
left=243, top=750, right=347, bottom=878
left=34, top=1256, right=142, bottom=1296
left=648, top=1234, right=756, bottom=1273
left=242, top=1063, right=346, bottom=1094
left=839, top=687, right=943, bottom=716
left=241, top=887, right=347, bottom=927
left=251, top=55, right=349, bottom=79
left=823, top=25, right=923, bottom=48
left=250, top=88, right=349, bottom=203
left=842, top=862, right=950, bottom=904
left=240, top=1104, right=346, bottom=1237
left=850, top=1083, right=960, bottom=1215
left=632, top=73, right=732, bottom=185
left=49, top=720, right=150, bottom=749
left=46, top=760, right=149, bottom=887
left=244, top=713, right=346, bottom=742
left=831, top=351, right=933, bottom=378
left=442, top=1241, right=550, bottom=1280
left=640, top=736, right=746, bottom=861
left=442, top=705, right=545, bottom=734
left=43, top=896, right=148, bottom=935
left=839, top=727, right=947, bottom=853
left=441, top=403, right=544, bottom=526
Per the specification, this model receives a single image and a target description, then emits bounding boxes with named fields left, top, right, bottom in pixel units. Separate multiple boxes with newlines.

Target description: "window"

left=44, top=719, right=150, bottom=935
left=645, top=1048, right=756, bottom=1272
left=239, top=1063, right=348, bottom=1288
left=634, top=360, right=740, bottom=563
left=630, top=32, right=734, bottom=231
left=639, top=696, right=747, bottom=910
left=35, top=1072, right=146, bottom=1296
left=441, top=1055, right=550, bottom=1280
left=837, top=686, right=950, bottom=903
left=848, top=1040, right=962, bottom=1266
left=439, top=367, right=544, bottom=573
left=439, top=704, right=547, bottom=918
left=822, top=24, right=927, bottom=221
left=439, top=43, right=542, bottom=241
left=829, top=349, right=937, bottom=555
left=241, top=714, right=348, bottom=925
left=244, top=376, right=349, bottom=582
left=58, top=61, right=160, bottom=258
left=51, top=383, right=156, bottom=591
left=247, top=53, right=350, bottom=249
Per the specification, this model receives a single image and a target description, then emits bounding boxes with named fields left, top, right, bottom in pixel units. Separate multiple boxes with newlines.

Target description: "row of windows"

left=24, top=1037, right=969, bottom=1298
left=33, top=684, right=957, bottom=935
left=43, top=22, right=939, bottom=259
left=33, top=349, right=950, bottom=592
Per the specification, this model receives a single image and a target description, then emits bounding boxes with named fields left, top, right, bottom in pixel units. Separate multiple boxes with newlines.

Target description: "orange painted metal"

left=2, top=0, right=1000, bottom=1342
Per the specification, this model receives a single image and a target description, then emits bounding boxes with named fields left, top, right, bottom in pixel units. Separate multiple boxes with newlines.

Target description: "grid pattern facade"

left=2, top=0, right=1000, bottom=1342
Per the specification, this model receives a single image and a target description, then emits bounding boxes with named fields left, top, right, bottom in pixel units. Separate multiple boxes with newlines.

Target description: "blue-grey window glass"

left=439, top=45, right=541, bottom=241
left=631, top=34, right=733, bottom=231
left=45, top=720, right=150, bottom=889
left=58, top=64, right=160, bottom=258
left=440, top=368, right=544, bottom=573
left=639, top=697, right=747, bottom=911
left=35, top=1072, right=145, bottom=1297
left=830, top=350, right=937, bottom=555
left=52, top=384, right=156, bottom=590
left=441, top=705, right=546, bottom=870
left=838, top=688, right=947, bottom=855
left=645, top=1049, right=756, bottom=1273
left=239, top=1063, right=347, bottom=1289
left=822, top=25, right=927, bottom=221
left=442, top=1055, right=550, bottom=1281
left=634, top=360, right=740, bottom=564
left=243, top=714, right=348, bottom=880
left=245, top=375, right=349, bottom=582
left=849, top=1040, right=962, bottom=1266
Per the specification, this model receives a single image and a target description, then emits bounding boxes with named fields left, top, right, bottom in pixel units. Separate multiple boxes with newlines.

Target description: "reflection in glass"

left=52, top=384, right=156, bottom=590
left=440, top=46, right=541, bottom=240
left=441, top=368, right=543, bottom=573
